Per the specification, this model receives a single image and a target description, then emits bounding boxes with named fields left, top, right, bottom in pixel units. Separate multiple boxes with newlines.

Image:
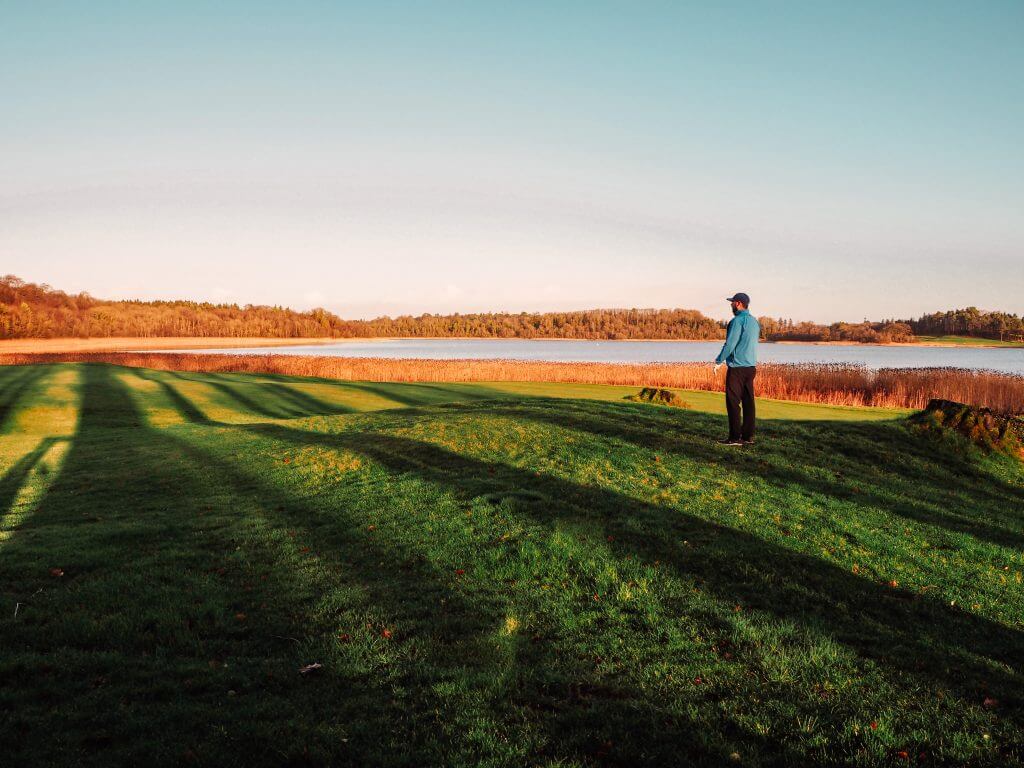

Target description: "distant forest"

left=2, top=275, right=1022, bottom=343
left=762, top=308, right=1024, bottom=343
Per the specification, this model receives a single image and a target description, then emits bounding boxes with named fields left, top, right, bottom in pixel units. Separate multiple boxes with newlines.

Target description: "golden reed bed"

left=3, top=352, right=1023, bottom=413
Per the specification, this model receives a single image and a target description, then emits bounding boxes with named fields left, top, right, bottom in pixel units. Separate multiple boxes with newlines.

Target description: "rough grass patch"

left=910, top=398, right=1024, bottom=457
left=626, top=387, right=691, bottom=408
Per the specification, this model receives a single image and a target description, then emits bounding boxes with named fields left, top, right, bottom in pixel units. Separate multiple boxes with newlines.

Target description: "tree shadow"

left=326, top=380, right=501, bottom=409
left=6, top=368, right=1019, bottom=765
left=0, top=365, right=52, bottom=434
left=163, top=371, right=299, bottom=419
left=0, top=364, right=33, bottom=399
left=0, top=436, right=64, bottom=526
left=148, top=370, right=818, bottom=765
left=255, top=381, right=357, bottom=416
left=513, top=398, right=1024, bottom=551
left=236, top=417, right=1024, bottom=717
left=131, top=368, right=216, bottom=425
left=0, top=364, right=448, bottom=764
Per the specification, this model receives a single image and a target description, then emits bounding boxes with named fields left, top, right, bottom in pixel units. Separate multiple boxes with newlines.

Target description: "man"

left=713, top=292, right=759, bottom=446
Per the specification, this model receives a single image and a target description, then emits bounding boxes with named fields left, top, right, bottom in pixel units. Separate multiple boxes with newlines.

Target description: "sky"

left=1, top=1, right=1022, bottom=323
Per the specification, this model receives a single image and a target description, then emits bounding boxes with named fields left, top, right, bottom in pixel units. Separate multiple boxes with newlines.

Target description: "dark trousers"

left=725, top=366, right=756, bottom=441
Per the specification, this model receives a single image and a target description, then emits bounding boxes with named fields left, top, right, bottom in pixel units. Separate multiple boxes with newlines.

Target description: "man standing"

left=713, top=293, right=759, bottom=446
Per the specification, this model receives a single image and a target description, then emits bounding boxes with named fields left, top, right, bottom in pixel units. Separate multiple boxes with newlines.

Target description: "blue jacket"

left=715, top=310, right=760, bottom=367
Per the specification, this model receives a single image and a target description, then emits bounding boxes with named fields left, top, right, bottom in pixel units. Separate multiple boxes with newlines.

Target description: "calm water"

left=172, top=338, right=1024, bottom=374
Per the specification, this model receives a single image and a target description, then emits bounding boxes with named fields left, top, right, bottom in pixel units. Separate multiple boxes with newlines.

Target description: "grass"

left=917, top=336, right=1024, bottom=348
left=0, top=363, right=1022, bottom=767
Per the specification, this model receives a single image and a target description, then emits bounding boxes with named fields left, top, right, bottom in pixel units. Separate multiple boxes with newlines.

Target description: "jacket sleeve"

left=715, top=318, right=741, bottom=364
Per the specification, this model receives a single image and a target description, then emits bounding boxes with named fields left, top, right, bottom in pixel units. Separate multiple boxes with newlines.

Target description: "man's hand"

left=713, top=363, right=722, bottom=375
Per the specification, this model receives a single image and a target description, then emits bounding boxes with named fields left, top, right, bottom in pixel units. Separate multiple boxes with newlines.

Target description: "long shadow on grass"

left=132, top=368, right=216, bottom=424
left=0, top=365, right=416, bottom=765
left=0, top=436, right=63, bottom=526
left=0, top=365, right=33, bottom=401
left=136, top=369, right=359, bottom=423
left=237, top=415, right=1024, bottom=720
left=150, top=375, right=818, bottom=765
left=164, top=370, right=299, bottom=419
left=514, top=398, right=1024, bottom=551
left=0, top=366, right=52, bottom=434
left=330, top=380, right=502, bottom=409
left=256, top=381, right=357, bottom=415
left=163, top=370, right=363, bottom=419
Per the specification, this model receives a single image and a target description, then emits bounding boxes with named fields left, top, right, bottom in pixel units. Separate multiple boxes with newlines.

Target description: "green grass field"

left=1, top=363, right=1021, bottom=767
left=916, top=335, right=1024, bottom=348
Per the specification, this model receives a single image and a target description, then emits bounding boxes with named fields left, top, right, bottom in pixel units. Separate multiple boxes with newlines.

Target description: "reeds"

left=3, top=352, right=1022, bottom=413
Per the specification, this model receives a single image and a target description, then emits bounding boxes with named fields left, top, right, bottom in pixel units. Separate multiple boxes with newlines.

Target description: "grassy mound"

left=625, top=387, right=691, bottom=408
left=0, top=364, right=1022, bottom=766
left=911, top=398, right=1024, bottom=457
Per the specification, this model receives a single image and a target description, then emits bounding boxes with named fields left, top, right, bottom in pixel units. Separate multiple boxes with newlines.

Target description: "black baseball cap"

left=726, top=292, right=750, bottom=305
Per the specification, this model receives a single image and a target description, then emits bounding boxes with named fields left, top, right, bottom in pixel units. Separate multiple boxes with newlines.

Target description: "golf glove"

left=713, top=363, right=722, bottom=374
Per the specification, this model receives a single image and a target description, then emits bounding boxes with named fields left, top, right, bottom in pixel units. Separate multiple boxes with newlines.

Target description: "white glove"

left=713, top=363, right=722, bottom=374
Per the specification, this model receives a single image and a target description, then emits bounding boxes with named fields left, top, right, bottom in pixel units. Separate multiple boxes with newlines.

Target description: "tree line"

left=760, top=308, right=1024, bottom=343
left=3, top=275, right=1021, bottom=343
left=758, top=318, right=917, bottom=343
left=363, top=308, right=723, bottom=339
left=0, top=276, right=361, bottom=339
left=906, top=308, right=1024, bottom=340
left=0, top=276, right=723, bottom=340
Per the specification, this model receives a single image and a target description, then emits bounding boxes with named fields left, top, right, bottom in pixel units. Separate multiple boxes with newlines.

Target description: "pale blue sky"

left=2, top=1, right=1021, bottom=322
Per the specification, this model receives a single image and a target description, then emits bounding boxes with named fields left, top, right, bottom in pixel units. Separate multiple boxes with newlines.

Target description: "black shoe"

left=717, top=438, right=745, bottom=446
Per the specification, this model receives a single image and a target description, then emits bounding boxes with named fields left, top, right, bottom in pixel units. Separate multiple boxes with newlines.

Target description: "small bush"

left=910, top=399, right=1024, bottom=457
left=626, top=388, right=690, bottom=408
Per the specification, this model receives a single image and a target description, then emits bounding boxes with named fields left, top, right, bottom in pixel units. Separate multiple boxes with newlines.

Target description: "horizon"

left=3, top=2, right=1023, bottom=323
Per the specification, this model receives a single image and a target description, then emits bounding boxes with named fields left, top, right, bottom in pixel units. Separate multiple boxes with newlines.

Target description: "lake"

left=170, top=338, right=1024, bottom=375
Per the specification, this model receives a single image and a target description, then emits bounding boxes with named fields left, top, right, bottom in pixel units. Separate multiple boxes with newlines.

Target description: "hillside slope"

left=0, top=364, right=1021, bottom=766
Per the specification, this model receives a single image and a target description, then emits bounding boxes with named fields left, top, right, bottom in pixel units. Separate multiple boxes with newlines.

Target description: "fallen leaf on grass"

left=983, top=697, right=999, bottom=709
left=49, top=568, right=64, bottom=577
left=298, top=663, right=323, bottom=675
left=235, top=612, right=247, bottom=622
left=380, top=628, right=393, bottom=639
left=338, top=633, right=351, bottom=642
left=454, top=569, right=465, bottom=576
